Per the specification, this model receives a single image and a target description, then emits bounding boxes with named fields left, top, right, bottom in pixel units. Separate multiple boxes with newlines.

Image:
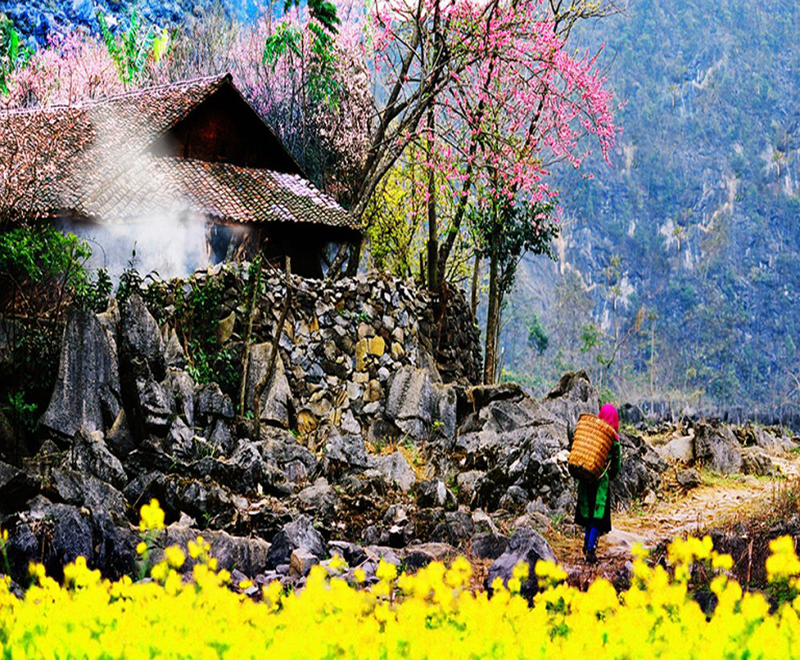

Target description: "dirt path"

left=560, top=451, right=800, bottom=580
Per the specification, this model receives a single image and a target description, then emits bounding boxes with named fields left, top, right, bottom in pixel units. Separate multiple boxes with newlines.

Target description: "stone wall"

left=160, top=265, right=481, bottom=445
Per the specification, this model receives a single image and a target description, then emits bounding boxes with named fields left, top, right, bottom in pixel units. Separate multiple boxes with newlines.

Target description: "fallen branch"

left=238, top=256, right=263, bottom=416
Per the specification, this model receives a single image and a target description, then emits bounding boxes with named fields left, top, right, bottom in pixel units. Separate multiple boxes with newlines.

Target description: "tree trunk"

left=426, top=104, right=438, bottom=294
left=470, top=252, right=480, bottom=319
left=483, top=227, right=500, bottom=384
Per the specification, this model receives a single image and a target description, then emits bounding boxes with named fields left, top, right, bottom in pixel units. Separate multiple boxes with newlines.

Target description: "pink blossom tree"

left=361, top=0, right=620, bottom=379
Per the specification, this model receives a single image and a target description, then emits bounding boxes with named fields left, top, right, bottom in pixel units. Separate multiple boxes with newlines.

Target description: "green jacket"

left=575, top=439, right=622, bottom=532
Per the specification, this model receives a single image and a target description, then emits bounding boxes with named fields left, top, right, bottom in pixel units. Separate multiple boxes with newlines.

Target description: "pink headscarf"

left=599, top=403, right=619, bottom=432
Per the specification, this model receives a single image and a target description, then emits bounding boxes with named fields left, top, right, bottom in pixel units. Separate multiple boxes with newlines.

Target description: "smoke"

left=60, top=102, right=219, bottom=283
left=64, top=211, right=211, bottom=282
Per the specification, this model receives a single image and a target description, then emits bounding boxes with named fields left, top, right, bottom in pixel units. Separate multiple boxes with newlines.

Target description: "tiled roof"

left=0, top=75, right=358, bottom=231
left=73, top=155, right=355, bottom=229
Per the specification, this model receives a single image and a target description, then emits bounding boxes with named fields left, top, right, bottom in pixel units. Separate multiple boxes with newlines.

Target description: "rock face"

left=694, top=424, right=743, bottom=474
left=40, top=308, right=121, bottom=438
left=542, top=371, right=599, bottom=435
left=246, top=343, right=292, bottom=429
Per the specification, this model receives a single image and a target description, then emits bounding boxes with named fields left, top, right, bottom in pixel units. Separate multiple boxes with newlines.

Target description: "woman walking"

left=575, top=403, right=622, bottom=563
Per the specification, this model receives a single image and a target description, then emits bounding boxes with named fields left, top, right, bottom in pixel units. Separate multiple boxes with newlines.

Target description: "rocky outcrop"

left=12, top=268, right=778, bottom=592
left=40, top=308, right=121, bottom=439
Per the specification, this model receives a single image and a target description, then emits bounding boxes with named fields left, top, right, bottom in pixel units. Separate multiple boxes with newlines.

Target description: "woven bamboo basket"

left=568, top=413, right=616, bottom=483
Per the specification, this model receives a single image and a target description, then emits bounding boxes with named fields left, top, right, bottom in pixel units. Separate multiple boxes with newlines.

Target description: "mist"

left=63, top=211, right=212, bottom=283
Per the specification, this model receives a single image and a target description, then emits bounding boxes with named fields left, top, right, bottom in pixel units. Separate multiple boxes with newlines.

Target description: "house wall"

left=155, top=84, right=302, bottom=174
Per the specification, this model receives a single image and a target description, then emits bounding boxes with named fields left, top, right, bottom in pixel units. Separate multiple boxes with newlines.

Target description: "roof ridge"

left=0, top=73, right=232, bottom=116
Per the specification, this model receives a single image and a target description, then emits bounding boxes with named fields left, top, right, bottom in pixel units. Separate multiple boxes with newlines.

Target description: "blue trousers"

left=584, top=525, right=600, bottom=553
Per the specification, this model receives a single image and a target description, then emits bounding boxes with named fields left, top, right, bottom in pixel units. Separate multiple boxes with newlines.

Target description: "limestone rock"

left=159, top=524, right=271, bottom=576
left=40, top=308, right=121, bottom=438
left=676, top=468, right=702, bottom=490
left=485, top=526, right=557, bottom=600
left=290, top=547, right=318, bottom=577
left=0, top=460, right=39, bottom=514
left=216, top=312, right=236, bottom=344
left=324, top=428, right=370, bottom=469
left=658, top=435, right=695, bottom=463
left=266, top=515, right=327, bottom=569
left=741, top=447, right=777, bottom=477
left=368, top=451, right=417, bottom=492
left=196, top=383, right=235, bottom=420
left=385, top=367, right=433, bottom=439
left=119, top=295, right=166, bottom=381
left=694, top=424, right=743, bottom=474
left=70, top=428, right=128, bottom=490
left=245, top=343, right=292, bottom=428
left=541, top=371, right=599, bottom=435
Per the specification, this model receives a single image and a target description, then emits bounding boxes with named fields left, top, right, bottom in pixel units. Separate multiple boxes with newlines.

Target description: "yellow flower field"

left=2, top=500, right=800, bottom=659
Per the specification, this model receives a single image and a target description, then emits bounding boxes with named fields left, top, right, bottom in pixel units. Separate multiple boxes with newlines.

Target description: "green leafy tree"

left=98, top=10, right=172, bottom=85
left=0, top=14, right=30, bottom=95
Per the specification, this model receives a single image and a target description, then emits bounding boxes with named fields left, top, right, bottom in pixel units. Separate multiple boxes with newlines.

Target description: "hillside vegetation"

left=502, top=0, right=799, bottom=415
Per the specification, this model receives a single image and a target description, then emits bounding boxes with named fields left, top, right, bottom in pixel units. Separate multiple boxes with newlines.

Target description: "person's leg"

left=588, top=525, right=600, bottom=550
left=583, top=526, right=591, bottom=555
left=586, top=525, right=600, bottom=562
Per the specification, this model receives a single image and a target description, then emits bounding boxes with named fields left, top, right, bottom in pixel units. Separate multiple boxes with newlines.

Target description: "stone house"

left=0, top=74, right=360, bottom=278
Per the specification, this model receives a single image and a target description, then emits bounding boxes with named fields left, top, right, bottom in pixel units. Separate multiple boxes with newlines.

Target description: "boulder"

left=327, top=540, right=367, bottom=567
left=614, top=433, right=668, bottom=505
left=258, top=428, right=318, bottom=486
left=158, top=524, right=271, bottom=576
left=657, top=435, right=695, bottom=463
left=541, top=371, right=599, bottom=434
left=245, top=343, right=292, bottom=429
left=470, top=532, right=509, bottom=560
left=740, top=447, right=777, bottom=477
left=208, top=419, right=236, bottom=456
left=133, top=377, right=173, bottom=432
left=385, top=367, right=433, bottom=439
left=416, top=479, right=456, bottom=510
left=323, top=427, right=370, bottom=470
left=402, top=542, right=457, bottom=570
left=164, top=369, right=196, bottom=428
left=196, top=383, right=235, bottom=421
left=49, top=469, right=128, bottom=523
left=6, top=501, right=94, bottom=582
left=694, top=424, right=743, bottom=474
left=266, top=515, right=327, bottom=569
left=157, top=474, right=239, bottom=524
left=466, top=383, right=524, bottom=412
left=676, top=468, right=702, bottom=490
left=162, top=327, right=186, bottom=369
left=105, top=409, right=135, bottom=460
left=290, top=548, right=318, bottom=577
left=295, top=478, right=339, bottom=525
left=40, top=308, right=121, bottom=438
left=485, top=526, right=557, bottom=600
left=431, top=510, right=475, bottom=547
left=165, top=417, right=195, bottom=459
left=119, top=295, right=166, bottom=381
left=368, top=451, right=417, bottom=492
